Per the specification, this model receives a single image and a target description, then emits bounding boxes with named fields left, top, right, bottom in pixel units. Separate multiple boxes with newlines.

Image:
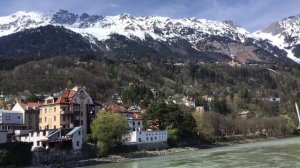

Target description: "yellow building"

left=0, top=91, right=5, bottom=109
left=39, top=86, right=99, bottom=136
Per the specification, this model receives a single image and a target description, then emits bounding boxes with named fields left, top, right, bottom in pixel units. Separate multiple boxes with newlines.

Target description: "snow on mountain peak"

left=0, top=10, right=252, bottom=43
left=0, top=11, right=50, bottom=37
left=253, top=14, right=300, bottom=63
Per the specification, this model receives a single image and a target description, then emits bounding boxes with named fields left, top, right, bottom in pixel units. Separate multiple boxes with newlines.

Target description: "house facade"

left=12, top=102, right=41, bottom=130
left=127, top=130, right=168, bottom=143
left=39, top=86, right=99, bottom=136
left=15, top=126, right=83, bottom=150
left=0, top=109, right=23, bottom=133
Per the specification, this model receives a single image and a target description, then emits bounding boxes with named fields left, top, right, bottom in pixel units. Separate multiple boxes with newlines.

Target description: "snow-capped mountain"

left=254, top=15, right=300, bottom=63
left=0, top=10, right=250, bottom=43
left=0, top=10, right=298, bottom=64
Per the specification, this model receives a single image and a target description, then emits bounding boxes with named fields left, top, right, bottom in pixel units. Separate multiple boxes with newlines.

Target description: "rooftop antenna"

left=295, top=102, right=300, bottom=129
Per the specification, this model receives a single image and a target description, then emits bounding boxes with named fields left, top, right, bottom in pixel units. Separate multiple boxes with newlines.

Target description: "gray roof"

left=66, top=126, right=82, bottom=136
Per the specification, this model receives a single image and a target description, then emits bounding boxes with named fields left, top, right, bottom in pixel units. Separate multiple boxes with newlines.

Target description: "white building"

left=0, top=109, right=23, bottom=124
left=127, top=130, right=168, bottom=143
left=15, top=126, right=83, bottom=151
left=65, top=126, right=83, bottom=150
left=173, top=97, right=196, bottom=107
left=0, top=109, right=23, bottom=133
left=129, top=112, right=143, bottom=131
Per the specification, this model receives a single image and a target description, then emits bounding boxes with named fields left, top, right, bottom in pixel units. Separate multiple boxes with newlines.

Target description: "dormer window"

left=79, top=90, right=85, bottom=98
left=46, top=97, right=54, bottom=104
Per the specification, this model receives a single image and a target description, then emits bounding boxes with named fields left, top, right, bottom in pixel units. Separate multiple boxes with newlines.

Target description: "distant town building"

left=12, top=102, right=42, bottom=130
left=0, top=91, right=14, bottom=110
left=237, top=110, right=255, bottom=119
left=128, top=106, right=141, bottom=113
left=173, top=96, right=195, bottom=107
left=262, top=97, right=281, bottom=103
left=202, top=95, right=215, bottom=102
left=228, top=60, right=242, bottom=67
left=195, top=106, right=205, bottom=114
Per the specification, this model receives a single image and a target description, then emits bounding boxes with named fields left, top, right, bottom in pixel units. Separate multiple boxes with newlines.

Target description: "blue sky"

left=0, top=0, right=299, bottom=32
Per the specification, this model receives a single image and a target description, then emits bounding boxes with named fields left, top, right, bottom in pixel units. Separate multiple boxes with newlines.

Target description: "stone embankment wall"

left=32, top=144, right=97, bottom=166
left=127, top=142, right=169, bottom=150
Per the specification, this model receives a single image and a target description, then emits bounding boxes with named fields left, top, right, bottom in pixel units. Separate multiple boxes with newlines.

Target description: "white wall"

left=12, top=102, right=26, bottom=124
left=0, top=131, right=7, bottom=144
left=128, top=119, right=143, bottom=131
left=17, top=130, right=55, bottom=150
left=0, top=110, right=23, bottom=124
left=128, top=130, right=168, bottom=143
left=71, top=127, right=83, bottom=150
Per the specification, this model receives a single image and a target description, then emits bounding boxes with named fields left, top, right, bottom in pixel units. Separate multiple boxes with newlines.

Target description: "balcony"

left=60, top=110, right=73, bottom=115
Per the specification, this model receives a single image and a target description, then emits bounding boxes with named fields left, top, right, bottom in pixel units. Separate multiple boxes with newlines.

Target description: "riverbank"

left=44, top=147, right=200, bottom=168
left=45, top=135, right=297, bottom=168
left=213, top=135, right=297, bottom=146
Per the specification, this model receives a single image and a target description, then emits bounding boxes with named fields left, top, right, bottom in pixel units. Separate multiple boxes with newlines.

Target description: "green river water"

left=87, top=137, right=300, bottom=168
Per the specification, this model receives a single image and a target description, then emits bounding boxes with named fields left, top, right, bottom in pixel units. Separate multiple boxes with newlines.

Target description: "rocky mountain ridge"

left=0, top=10, right=299, bottom=64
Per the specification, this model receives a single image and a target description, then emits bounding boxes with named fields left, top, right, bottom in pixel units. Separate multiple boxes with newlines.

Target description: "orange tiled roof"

left=21, top=102, right=43, bottom=110
left=55, top=89, right=77, bottom=104
left=133, top=112, right=142, bottom=120
left=105, top=104, right=127, bottom=113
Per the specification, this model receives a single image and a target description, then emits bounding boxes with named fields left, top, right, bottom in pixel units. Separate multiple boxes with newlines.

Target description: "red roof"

left=105, top=104, right=127, bottom=113
left=133, top=113, right=142, bottom=120
left=55, top=89, right=77, bottom=104
left=21, top=102, right=42, bottom=110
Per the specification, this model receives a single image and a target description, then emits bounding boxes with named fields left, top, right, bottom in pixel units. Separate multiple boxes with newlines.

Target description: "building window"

left=54, top=107, right=56, bottom=113
left=80, top=120, right=83, bottom=125
left=78, top=131, right=81, bottom=135
left=138, top=138, right=141, bottom=142
left=43, top=131, right=46, bottom=136
left=5, top=116, right=10, bottom=121
left=54, top=116, right=56, bottom=122
left=18, top=116, right=21, bottom=119
left=79, top=90, right=85, bottom=97
left=77, top=141, right=80, bottom=146
left=45, top=108, right=47, bottom=114
left=133, top=128, right=135, bottom=131
left=44, top=117, right=47, bottom=122
left=133, top=122, right=135, bottom=125
left=63, top=116, right=66, bottom=121
left=37, top=141, right=40, bottom=146
left=39, top=118, right=42, bottom=123
left=54, top=125, right=56, bottom=129
left=138, top=122, right=141, bottom=126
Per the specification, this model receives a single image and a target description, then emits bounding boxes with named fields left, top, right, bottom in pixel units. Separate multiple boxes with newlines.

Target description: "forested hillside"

left=0, top=56, right=299, bottom=117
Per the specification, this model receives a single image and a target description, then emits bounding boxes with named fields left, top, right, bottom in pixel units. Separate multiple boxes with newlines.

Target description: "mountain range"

left=0, top=10, right=299, bottom=64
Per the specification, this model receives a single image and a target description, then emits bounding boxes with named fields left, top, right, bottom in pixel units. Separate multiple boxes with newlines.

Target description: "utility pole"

left=295, top=102, right=300, bottom=130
